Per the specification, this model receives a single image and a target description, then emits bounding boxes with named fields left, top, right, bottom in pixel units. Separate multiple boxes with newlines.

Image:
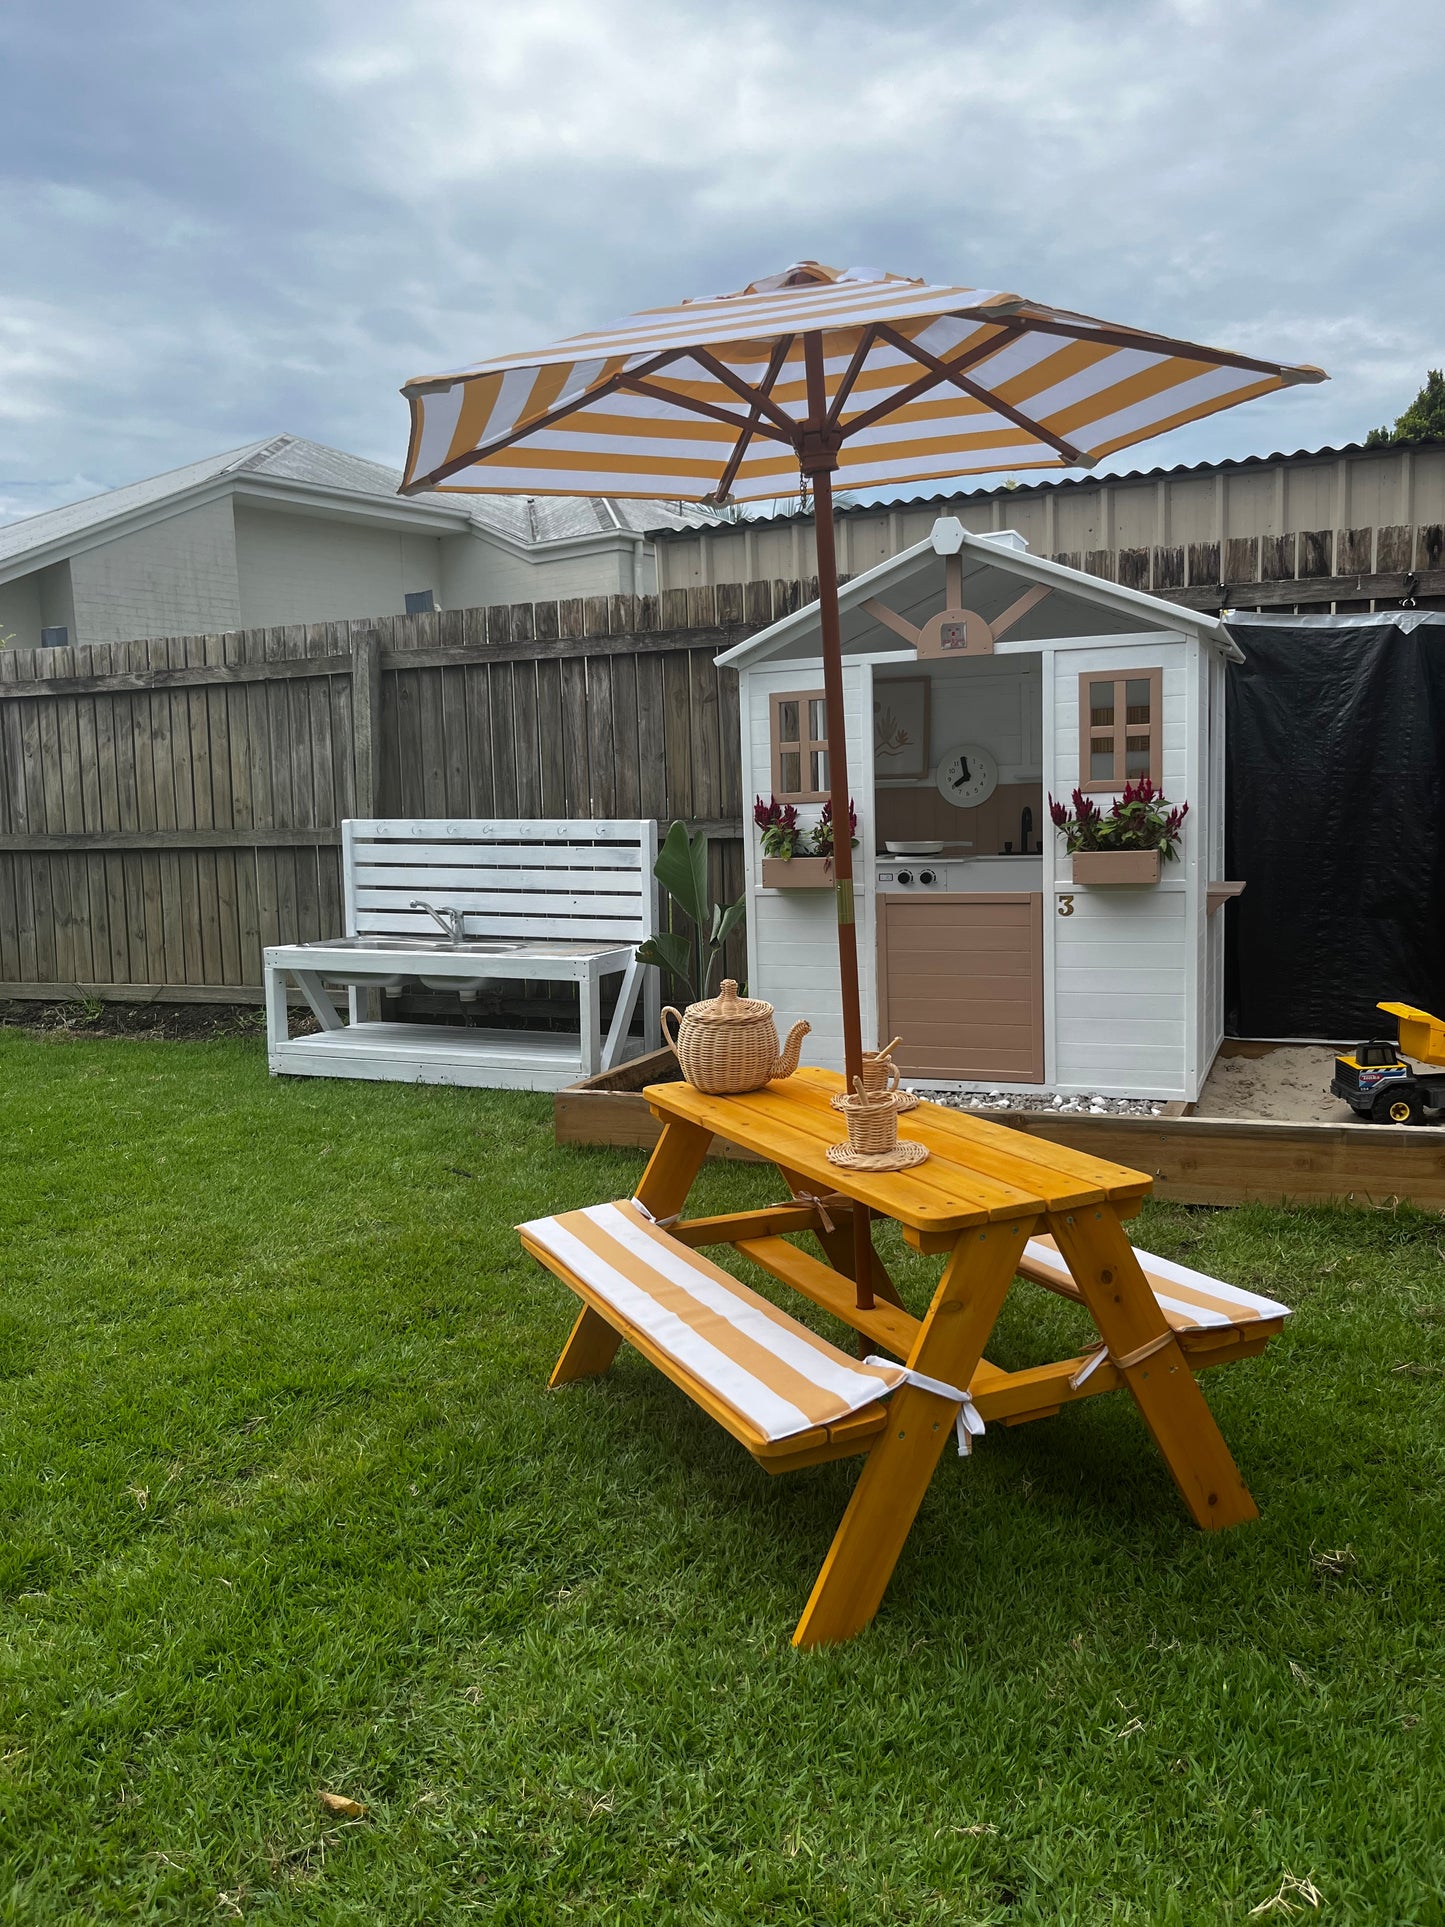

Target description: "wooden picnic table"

left=620, top=1067, right=1259, bottom=1647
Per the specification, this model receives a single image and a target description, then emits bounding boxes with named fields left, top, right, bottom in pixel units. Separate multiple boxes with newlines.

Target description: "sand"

left=1197, top=1044, right=1360, bottom=1123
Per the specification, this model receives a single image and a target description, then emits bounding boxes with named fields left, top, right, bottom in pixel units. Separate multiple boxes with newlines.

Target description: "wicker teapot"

left=661, top=980, right=810, bottom=1095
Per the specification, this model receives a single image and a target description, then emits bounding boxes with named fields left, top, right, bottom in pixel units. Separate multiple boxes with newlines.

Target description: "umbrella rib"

left=876, top=323, right=1089, bottom=465
left=614, top=374, right=796, bottom=444
left=713, top=337, right=795, bottom=502
left=823, top=326, right=880, bottom=433
left=1007, top=314, right=1327, bottom=382
left=838, top=323, right=1027, bottom=439
left=687, top=347, right=803, bottom=441
left=404, top=349, right=684, bottom=489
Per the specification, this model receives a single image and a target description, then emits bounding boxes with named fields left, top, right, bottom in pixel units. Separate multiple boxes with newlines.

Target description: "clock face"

left=935, top=742, right=999, bottom=808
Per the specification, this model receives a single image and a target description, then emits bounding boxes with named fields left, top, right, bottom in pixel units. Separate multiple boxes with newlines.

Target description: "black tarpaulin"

left=1224, top=611, right=1445, bottom=1041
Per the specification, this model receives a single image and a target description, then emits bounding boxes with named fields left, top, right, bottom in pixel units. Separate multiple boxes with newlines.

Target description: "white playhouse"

left=718, top=517, right=1244, bottom=1106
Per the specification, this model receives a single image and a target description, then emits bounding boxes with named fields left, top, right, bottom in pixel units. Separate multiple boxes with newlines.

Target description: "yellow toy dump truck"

left=1331, top=1003, right=1445, bottom=1125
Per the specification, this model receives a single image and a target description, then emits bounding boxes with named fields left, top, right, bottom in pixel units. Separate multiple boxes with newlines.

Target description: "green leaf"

left=653, top=820, right=709, bottom=929
left=711, top=899, right=747, bottom=948
left=635, top=932, right=696, bottom=1001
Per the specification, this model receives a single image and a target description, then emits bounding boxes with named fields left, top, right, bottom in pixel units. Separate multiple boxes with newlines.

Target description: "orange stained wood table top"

left=645, top=1066, right=1153, bottom=1232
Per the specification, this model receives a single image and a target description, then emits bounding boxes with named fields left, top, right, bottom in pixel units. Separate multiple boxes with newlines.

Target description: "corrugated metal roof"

left=0, top=433, right=714, bottom=569
left=653, top=436, right=1445, bottom=533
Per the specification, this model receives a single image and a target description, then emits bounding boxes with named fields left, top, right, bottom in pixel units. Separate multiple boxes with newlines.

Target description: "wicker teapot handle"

left=661, top=1007, right=682, bottom=1050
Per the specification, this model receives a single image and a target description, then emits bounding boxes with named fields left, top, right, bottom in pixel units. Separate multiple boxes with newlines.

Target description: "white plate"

left=884, top=840, right=944, bottom=856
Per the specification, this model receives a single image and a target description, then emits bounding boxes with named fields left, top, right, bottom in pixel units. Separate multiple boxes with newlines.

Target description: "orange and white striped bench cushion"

left=520, top=1200, right=909, bottom=1444
left=1018, top=1236, right=1291, bottom=1332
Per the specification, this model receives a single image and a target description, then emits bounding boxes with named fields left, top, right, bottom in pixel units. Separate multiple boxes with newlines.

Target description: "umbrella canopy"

left=400, top=262, right=1324, bottom=504
left=398, top=261, right=1323, bottom=1306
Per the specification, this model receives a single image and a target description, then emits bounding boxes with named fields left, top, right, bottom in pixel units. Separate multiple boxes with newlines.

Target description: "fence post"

left=351, top=629, right=382, bottom=816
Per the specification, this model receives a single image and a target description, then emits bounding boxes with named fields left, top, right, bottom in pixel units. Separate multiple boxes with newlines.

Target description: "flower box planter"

left=761, top=856, right=834, bottom=888
left=1071, top=849, right=1161, bottom=886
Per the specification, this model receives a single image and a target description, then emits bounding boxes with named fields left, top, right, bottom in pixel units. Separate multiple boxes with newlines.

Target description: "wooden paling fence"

left=0, top=580, right=819, bottom=1004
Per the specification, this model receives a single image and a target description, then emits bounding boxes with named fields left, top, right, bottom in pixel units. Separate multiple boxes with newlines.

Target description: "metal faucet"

left=1021, top=805, right=1034, bottom=854
left=409, top=899, right=465, bottom=945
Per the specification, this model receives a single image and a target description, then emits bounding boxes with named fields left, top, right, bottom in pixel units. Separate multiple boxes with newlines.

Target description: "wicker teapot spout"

left=768, top=1021, right=810, bottom=1082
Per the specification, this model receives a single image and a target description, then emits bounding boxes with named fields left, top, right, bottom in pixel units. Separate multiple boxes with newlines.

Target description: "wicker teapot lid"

left=685, top=979, right=774, bottom=1026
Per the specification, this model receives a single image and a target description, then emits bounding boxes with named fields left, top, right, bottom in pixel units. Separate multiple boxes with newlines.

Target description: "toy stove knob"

left=918, top=869, right=937, bottom=887
left=895, top=869, right=913, bottom=885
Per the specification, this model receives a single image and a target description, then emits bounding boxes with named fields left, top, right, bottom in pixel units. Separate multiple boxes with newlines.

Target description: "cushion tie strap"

left=1068, top=1329, right=1176, bottom=1392
left=864, top=1356, right=986, bottom=1457
left=628, top=1197, right=680, bottom=1229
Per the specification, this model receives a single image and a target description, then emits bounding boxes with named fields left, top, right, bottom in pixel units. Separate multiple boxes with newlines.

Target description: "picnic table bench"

left=520, top=1066, right=1290, bottom=1646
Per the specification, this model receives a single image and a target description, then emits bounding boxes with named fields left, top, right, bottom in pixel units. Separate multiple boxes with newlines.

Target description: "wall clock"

left=935, top=742, right=999, bottom=809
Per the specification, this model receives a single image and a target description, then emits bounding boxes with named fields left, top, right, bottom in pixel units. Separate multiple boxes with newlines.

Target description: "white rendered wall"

left=439, top=529, right=646, bottom=609
left=1048, top=637, right=1194, bottom=1099
left=0, top=560, right=70, bottom=646
left=70, top=497, right=242, bottom=645
left=0, top=573, right=42, bottom=646
left=233, top=504, right=441, bottom=629
left=38, top=561, right=76, bottom=641
left=742, top=658, right=876, bottom=1070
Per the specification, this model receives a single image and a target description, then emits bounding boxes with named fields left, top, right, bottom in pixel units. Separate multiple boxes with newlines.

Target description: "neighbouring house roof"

left=0, top=432, right=715, bottom=579
left=716, top=517, right=1235, bottom=673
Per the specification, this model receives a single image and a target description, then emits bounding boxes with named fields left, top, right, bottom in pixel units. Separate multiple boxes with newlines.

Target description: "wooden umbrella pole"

left=808, top=467, right=864, bottom=1082
left=801, top=332, right=873, bottom=1314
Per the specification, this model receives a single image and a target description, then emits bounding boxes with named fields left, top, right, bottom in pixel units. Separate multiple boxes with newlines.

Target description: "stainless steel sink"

left=301, top=936, right=521, bottom=955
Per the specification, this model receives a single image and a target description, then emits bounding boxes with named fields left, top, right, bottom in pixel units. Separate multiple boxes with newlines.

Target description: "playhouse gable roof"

left=716, top=517, right=1238, bottom=671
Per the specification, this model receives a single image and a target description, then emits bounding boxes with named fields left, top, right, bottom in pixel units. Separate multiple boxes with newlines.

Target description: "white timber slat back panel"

left=342, top=819, right=658, bottom=946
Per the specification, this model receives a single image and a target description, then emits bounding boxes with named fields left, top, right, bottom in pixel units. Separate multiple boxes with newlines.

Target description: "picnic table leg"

left=792, top=1215, right=1035, bottom=1648
left=635, top=1116, right=713, bottom=1220
left=1046, top=1206, right=1259, bottom=1531
left=549, top=1305, right=625, bottom=1386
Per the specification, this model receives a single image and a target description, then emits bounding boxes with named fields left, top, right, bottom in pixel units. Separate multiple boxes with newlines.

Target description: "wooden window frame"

left=1078, top=667, right=1163, bottom=793
left=769, top=688, right=830, bottom=802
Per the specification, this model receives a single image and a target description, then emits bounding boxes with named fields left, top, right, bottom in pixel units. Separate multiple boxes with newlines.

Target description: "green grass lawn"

left=1, top=1031, right=1442, bottom=1925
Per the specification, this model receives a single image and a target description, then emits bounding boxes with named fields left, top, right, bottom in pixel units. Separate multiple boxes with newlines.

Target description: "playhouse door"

left=877, top=892, right=1044, bottom=1083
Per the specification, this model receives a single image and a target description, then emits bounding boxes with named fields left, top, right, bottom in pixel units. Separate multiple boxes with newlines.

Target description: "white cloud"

left=0, top=0, right=1441, bottom=519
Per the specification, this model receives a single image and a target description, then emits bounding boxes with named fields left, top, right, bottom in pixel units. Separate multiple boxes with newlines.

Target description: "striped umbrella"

left=399, top=262, right=1323, bottom=1290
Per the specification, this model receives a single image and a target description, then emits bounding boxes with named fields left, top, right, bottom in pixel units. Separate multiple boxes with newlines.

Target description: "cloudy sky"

left=1, top=0, right=1441, bottom=527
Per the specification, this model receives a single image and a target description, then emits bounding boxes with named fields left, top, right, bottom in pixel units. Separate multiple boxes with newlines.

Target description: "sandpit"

left=1197, top=1044, right=1357, bottom=1124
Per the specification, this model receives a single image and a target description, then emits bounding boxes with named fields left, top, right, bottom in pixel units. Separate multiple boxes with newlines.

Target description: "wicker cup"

left=840, top=1082, right=901, bottom=1155
left=859, top=1050, right=901, bottom=1097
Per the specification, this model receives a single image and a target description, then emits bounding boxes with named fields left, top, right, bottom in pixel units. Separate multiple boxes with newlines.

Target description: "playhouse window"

left=770, top=689, right=829, bottom=801
left=1079, top=668, right=1162, bottom=792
